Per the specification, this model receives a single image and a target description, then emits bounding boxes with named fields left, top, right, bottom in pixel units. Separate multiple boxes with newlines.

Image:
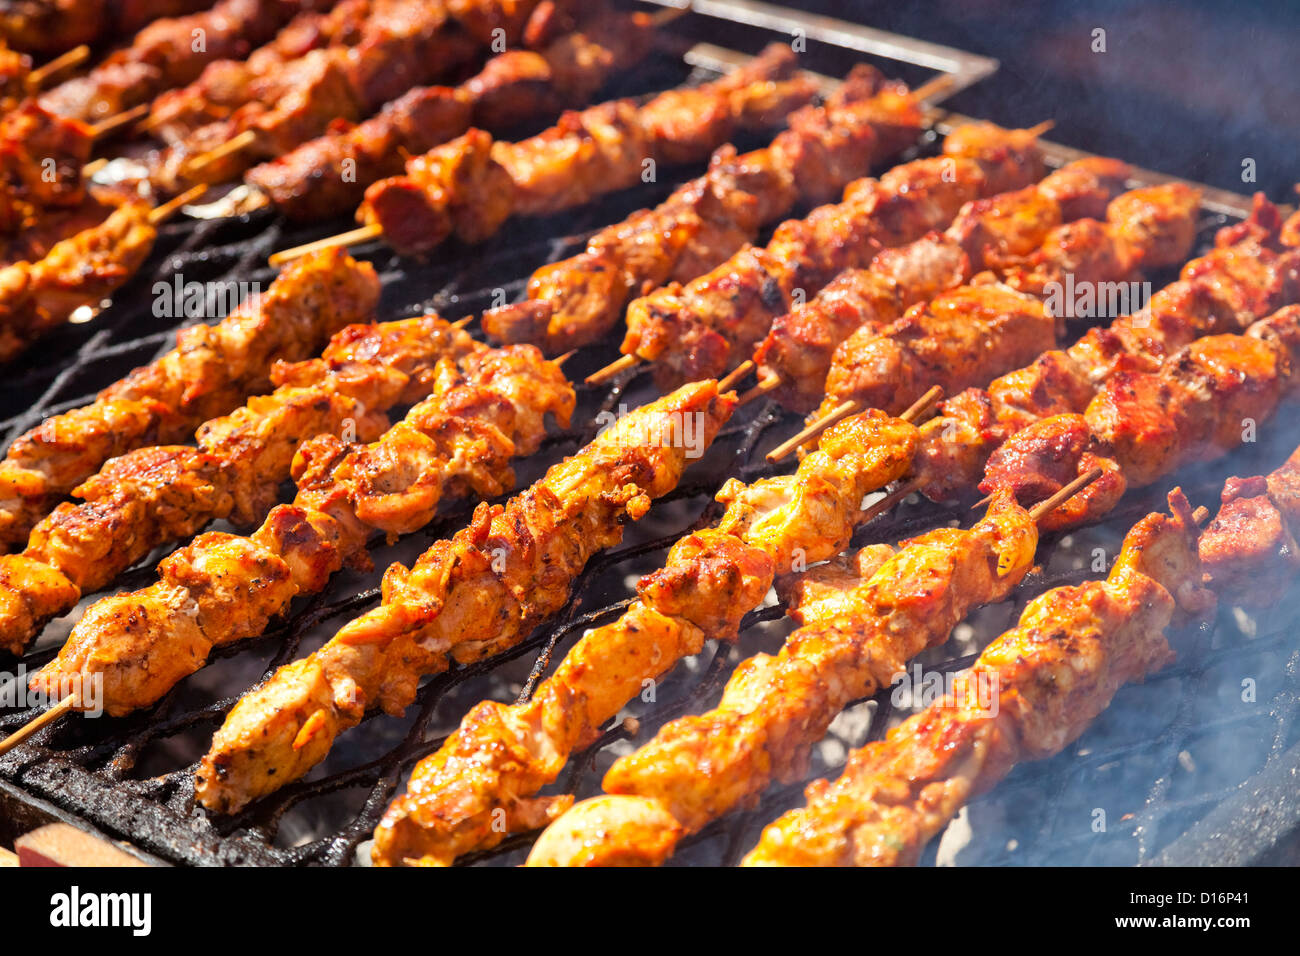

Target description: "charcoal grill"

left=1, top=0, right=1297, bottom=867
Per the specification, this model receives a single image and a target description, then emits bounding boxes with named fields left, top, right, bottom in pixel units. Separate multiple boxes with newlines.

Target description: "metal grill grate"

left=2, top=3, right=1297, bottom=867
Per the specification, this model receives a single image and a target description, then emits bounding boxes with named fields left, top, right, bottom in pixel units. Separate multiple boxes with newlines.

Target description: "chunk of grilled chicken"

left=371, top=408, right=920, bottom=865
left=0, top=192, right=155, bottom=364
left=525, top=490, right=1039, bottom=866
left=913, top=196, right=1300, bottom=504
left=481, top=65, right=925, bottom=354
left=741, top=490, right=1211, bottom=866
left=753, top=159, right=1136, bottom=412
left=246, top=8, right=657, bottom=221
left=620, top=121, right=1050, bottom=389
left=1198, top=444, right=1300, bottom=608
left=0, top=101, right=94, bottom=232
left=808, top=283, right=1055, bottom=425
left=0, top=248, right=379, bottom=552
left=356, top=45, right=817, bottom=256
left=0, top=314, right=481, bottom=655
left=979, top=304, right=1300, bottom=532
left=32, top=344, right=575, bottom=717
left=195, top=381, right=737, bottom=814
left=0, top=42, right=30, bottom=114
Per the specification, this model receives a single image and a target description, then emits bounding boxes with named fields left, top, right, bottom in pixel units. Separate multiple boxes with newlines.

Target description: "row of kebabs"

left=3, top=41, right=1300, bottom=864
left=0, top=0, right=687, bottom=358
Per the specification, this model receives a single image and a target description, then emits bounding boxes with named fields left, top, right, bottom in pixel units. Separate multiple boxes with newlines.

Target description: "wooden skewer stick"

left=839, top=387, right=946, bottom=523
left=553, top=349, right=576, bottom=368
left=89, top=104, right=149, bottom=140
left=769, top=401, right=857, bottom=463
left=148, top=184, right=208, bottom=225
left=82, top=157, right=107, bottom=177
left=717, top=360, right=754, bottom=393
left=182, top=128, right=257, bottom=177
left=588, top=353, right=641, bottom=384
left=26, top=44, right=90, bottom=91
left=900, top=384, right=944, bottom=422
left=1027, top=466, right=1103, bottom=522
left=1193, top=504, right=1210, bottom=527
left=858, top=478, right=921, bottom=525
left=269, top=222, right=384, bottom=268
left=767, top=383, right=944, bottom=464
left=738, top=374, right=781, bottom=405
left=1026, top=119, right=1055, bottom=138
left=0, top=694, right=77, bottom=758
left=450, top=315, right=473, bottom=329
left=584, top=353, right=639, bottom=386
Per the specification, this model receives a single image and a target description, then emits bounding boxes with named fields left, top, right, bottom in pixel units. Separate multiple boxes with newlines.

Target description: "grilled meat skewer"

left=246, top=6, right=658, bottom=221
left=753, top=158, right=1138, bottom=413
left=908, top=197, right=1300, bottom=506
left=0, top=310, right=484, bottom=654
left=740, top=489, right=1211, bottom=866
left=0, top=100, right=95, bottom=233
left=195, top=380, right=737, bottom=814
left=147, top=0, right=496, bottom=192
left=30, top=337, right=574, bottom=716
left=0, top=248, right=378, bottom=550
left=524, top=475, right=1102, bottom=867
left=316, top=44, right=819, bottom=260
left=1198, top=443, right=1300, bottom=607
left=607, top=121, right=1051, bottom=389
left=787, top=182, right=1201, bottom=442
left=481, top=65, right=926, bottom=353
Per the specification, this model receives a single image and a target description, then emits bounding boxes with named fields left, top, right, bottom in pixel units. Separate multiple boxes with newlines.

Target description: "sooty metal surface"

left=1, top=6, right=1296, bottom=867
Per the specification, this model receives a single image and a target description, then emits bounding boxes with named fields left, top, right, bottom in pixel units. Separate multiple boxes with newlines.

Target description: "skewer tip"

left=858, top=478, right=922, bottom=526
left=766, top=399, right=859, bottom=463
left=717, top=360, right=755, bottom=393
left=1026, top=466, right=1104, bottom=522
left=0, top=693, right=77, bottom=757
left=148, top=184, right=208, bottom=224
left=26, top=44, right=90, bottom=91
left=181, top=128, right=257, bottom=177
left=585, top=353, right=639, bottom=385
left=269, top=222, right=384, bottom=268
left=738, top=375, right=781, bottom=406
left=89, top=103, right=148, bottom=140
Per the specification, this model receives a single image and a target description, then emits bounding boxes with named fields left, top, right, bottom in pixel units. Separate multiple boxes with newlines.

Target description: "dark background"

left=794, top=0, right=1300, bottom=201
